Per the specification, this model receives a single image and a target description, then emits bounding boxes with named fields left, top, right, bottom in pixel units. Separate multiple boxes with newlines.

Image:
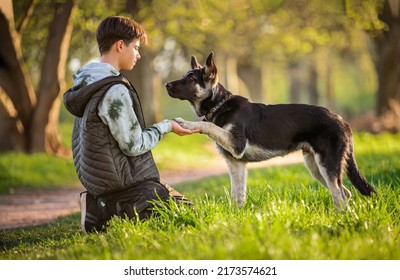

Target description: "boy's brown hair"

left=96, top=16, right=148, bottom=54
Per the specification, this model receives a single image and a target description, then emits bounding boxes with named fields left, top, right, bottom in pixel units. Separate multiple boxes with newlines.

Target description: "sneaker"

left=164, top=184, right=193, bottom=206
left=77, top=191, right=101, bottom=233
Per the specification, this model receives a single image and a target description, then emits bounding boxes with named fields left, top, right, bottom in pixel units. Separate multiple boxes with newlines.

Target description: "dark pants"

left=84, top=181, right=191, bottom=232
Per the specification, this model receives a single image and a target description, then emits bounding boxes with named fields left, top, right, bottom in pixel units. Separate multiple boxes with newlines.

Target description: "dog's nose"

left=165, top=82, right=172, bottom=89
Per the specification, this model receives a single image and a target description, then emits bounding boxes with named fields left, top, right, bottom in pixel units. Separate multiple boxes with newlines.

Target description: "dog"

left=165, top=52, right=376, bottom=210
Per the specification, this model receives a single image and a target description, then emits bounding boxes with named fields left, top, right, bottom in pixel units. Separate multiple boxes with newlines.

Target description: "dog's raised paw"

left=173, top=117, right=186, bottom=126
left=173, top=118, right=200, bottom=131
left=173, top=117, right=191, bottom=129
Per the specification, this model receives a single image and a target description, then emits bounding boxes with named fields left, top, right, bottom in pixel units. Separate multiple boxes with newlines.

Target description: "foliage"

left=134, top=0, right=386, bottom=63
left=15, top=0, right=388, bottom=69
left=1, top=133, right=399, bottom=259
left=12, top=0, right=127, bottom=87
left=14, top=0, right=52, bottom=73
left=67, top=0, right=127, bottom=71
left=345, top=0, right=386, bottom=34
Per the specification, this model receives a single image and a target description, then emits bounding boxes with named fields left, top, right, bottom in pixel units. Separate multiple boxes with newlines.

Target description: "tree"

left=373, top=0, right=400, bottom=116
left=31, top=0, right=75, bottom=153
left=261, top=0, right=353, bottom=106
left=0, top=0, right=75, bottom=153
left=346, top=0, right=400, bottom=116
left=0, top=0, right=126, bottom=153
left=0, top=0, right=35, bottom=151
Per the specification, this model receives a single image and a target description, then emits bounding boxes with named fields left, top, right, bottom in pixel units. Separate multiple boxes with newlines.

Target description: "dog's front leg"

left=174, top=118, right=242, bottom=158
left=225, top=157, right=247, bottom=207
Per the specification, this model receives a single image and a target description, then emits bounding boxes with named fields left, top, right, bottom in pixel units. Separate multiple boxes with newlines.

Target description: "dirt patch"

left=0, top=152, right=303, bottom=231
left=0, top=189, right=82, bottom=230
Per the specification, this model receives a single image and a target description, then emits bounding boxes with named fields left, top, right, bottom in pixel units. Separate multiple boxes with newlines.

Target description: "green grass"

left=0, top=132, right=399, bottom=260
left=0, top=152, right=79, bottom=193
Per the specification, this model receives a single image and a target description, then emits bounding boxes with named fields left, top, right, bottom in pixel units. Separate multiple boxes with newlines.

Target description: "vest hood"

left=63, top=62, right=122, bottom=117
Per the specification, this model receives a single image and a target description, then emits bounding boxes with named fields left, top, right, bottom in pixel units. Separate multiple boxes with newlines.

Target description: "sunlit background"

left=1, top=0, right=399, bottom=154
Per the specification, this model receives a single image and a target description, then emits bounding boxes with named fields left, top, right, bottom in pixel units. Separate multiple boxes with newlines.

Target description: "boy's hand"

left=171, top=120, right=199, bottom=136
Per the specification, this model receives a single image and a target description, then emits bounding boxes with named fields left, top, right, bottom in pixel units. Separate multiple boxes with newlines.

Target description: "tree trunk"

left=307, top=56, right=319, bottom=105
left=0, top=0, right=75, bottom=153
left=30, top=0, right=75, bottom=153
left=323, top=51, right=335, bottom=110
left=0, top=1, right=36, bottom=151
left=216, top=53, right=242, bottom=97
left=374, top=0, right=400, bottom=116
left=0, top=90, right=25, bottom=150
left=237, top=60, right=263, bottom=103
left=225, top=55, right=241, bottom=95
left=288, top=62, right=302, bottom=103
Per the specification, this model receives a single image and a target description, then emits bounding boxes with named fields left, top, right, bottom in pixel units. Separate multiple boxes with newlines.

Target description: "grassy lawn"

left=0, top=152, right=79, bottom=194
left=0, top=132, right=399, bottom=259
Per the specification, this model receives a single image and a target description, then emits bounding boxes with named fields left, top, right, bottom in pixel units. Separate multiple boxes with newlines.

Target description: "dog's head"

left=165, top=52, right=219, bottom=117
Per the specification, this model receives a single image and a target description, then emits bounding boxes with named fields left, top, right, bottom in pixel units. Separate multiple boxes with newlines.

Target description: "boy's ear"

left=191, top=55, right=202, bottom=69
left=204, top=51, right=218, bottom=84
left=115, top=40, right=124, bottom=52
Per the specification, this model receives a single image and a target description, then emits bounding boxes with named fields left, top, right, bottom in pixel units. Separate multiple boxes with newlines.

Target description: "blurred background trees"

left=0, top=0, right=399, bottom=154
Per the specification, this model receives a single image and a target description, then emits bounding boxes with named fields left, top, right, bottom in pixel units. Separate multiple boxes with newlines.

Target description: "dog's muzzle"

left=165, top=82, right=173, bottom=90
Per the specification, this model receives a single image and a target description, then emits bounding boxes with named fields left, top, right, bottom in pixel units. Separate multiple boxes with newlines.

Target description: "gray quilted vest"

left=64, top=75, right=160, bottom=197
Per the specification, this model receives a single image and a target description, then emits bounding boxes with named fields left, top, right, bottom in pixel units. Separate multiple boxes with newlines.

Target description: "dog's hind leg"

left=225, top=157, right=247, bottom=207
left=303, top=150, right=328, bottom=189
left=304, top=151, right=351, bottom=208
left=314, top=153, right=351, bottom=211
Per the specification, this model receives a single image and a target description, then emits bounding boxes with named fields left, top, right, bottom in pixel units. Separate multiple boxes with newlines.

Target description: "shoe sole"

left=78, top=192, right=87, bottom=233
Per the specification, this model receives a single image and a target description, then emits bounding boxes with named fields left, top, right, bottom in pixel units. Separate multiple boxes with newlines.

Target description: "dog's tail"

left=346, top=145, right=376, bottom=196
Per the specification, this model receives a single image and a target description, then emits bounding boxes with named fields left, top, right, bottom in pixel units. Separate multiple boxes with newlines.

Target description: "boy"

left=63, top=16, right=198, bottom=233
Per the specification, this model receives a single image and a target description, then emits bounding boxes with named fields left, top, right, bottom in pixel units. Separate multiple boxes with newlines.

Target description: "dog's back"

left=213, top=97, right=349, bottom=155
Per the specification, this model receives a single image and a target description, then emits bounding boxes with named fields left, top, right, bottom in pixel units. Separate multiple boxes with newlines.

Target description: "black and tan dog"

left=165, top=52, right=376, bottom=210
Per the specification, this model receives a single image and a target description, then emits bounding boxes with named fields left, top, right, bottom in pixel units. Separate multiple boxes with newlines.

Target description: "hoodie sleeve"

left=98, top=84, right=172, bottom=156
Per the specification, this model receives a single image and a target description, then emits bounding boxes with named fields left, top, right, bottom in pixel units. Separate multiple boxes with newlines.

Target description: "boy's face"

left=119, top=38, right=141, bottom=71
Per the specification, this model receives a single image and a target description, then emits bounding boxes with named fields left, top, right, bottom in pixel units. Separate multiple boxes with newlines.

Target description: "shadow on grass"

left=0, top=213, right=80, bottom=255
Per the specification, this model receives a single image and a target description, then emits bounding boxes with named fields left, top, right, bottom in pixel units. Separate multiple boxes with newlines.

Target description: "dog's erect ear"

left=191, top=55, right=202, bottom=69
left=204, top=51, right=218, bottom=84
left=205, top=52, right=214, bottom=67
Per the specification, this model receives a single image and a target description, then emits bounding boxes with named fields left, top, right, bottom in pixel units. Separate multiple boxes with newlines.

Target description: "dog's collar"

left=204, top=94, right=232, bottom=122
